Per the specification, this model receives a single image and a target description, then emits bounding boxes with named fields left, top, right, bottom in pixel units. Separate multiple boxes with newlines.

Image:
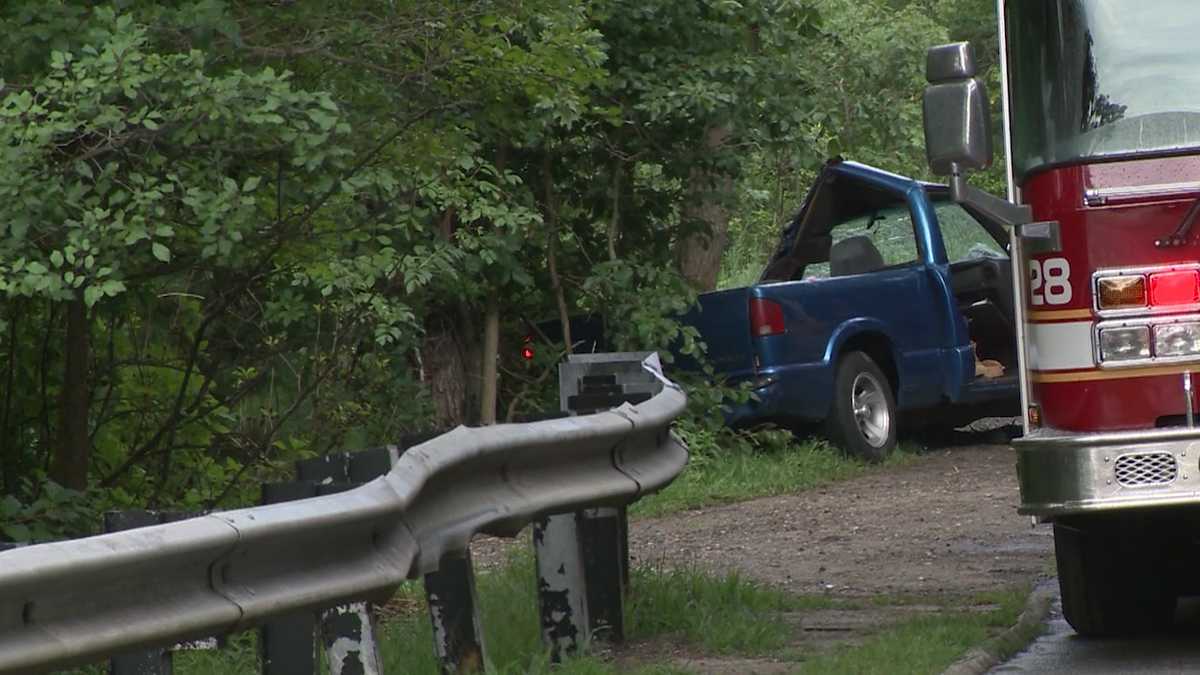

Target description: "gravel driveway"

left=473, top=443, right=1054, bottom=599
left=629, top=443, right=1053, bottom=599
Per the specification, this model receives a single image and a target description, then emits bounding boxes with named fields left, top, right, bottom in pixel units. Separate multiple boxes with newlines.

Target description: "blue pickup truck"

left=686, top=159, right=1019, bottom=460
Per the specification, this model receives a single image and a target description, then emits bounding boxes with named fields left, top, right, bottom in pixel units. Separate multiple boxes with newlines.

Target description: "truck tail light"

left=1097, top=275, right=1146, bottom=310
left=749, top=298, right=785, bottom=337
left=1149, top=270, right=1200, bottom=307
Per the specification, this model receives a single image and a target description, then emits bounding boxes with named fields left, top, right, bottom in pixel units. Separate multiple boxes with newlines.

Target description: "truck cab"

left=687, top=159, right=1019, bottom=461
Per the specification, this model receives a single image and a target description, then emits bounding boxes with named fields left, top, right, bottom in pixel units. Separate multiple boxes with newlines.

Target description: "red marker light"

left=521, top=335, right=535, bottom=361
left=1149, top=270, right=1200, bottom=307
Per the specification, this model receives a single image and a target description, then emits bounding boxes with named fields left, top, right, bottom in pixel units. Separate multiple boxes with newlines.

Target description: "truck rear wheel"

left=1054, top=519, right=1175, bottom=636
left=826, top=351, right=896, bottom=463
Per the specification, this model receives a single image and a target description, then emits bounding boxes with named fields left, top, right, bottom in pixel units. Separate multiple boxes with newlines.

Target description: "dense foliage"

left=0, top=0, right=999, bottom=538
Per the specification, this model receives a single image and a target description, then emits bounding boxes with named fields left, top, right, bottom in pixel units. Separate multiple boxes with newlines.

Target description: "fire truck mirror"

left=923, top=41, right=992, bottom=178
left=926, top=41, right=976, bottom=81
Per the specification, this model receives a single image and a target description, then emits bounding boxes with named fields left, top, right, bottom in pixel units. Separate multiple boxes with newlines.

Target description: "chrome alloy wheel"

left=851, top=371, right=890, bottom=448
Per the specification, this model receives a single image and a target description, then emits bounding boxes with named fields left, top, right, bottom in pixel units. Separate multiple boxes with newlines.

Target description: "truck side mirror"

left=920, top=42, right=1031, bottom=228
left=923, top=42, right=992, bottom=177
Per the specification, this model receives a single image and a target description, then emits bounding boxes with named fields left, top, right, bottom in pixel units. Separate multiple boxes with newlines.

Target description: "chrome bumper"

left=1015, top=427, right=1200, bottom=516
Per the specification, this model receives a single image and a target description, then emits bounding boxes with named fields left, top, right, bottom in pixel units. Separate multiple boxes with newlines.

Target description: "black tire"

left=825, top=351, right=897, bottom=463
left=1054, top=519, right=1175, bottom=637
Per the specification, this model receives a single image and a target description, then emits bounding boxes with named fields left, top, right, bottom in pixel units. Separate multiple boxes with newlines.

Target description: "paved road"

left=994, top=587, right=1200, bottom=673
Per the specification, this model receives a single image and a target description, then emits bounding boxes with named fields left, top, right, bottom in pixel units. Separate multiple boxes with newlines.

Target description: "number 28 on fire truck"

left=923, top=0, right=1200, bottom=636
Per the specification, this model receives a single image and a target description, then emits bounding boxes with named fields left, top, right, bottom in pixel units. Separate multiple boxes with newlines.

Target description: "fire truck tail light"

left=1098, top=325, right=1151, bottom=361
left=1096, top=275, right=1146, bottom=310
left=1154, top=322, right=1200, bottom=358
left=1149, top=270, right=1200, bottom=307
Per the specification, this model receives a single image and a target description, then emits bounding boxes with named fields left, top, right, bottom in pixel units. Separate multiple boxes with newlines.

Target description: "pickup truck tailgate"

left=683, top=287, right=756, bottom=381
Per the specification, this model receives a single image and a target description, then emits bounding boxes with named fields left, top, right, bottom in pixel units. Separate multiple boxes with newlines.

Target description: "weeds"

left=635, top=422, right=918, bottom=517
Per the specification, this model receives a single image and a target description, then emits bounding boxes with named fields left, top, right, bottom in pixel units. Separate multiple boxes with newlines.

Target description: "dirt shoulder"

left=629, top=443, right=1053, bottom=599
left=470, top=442, right=1055, bottom=673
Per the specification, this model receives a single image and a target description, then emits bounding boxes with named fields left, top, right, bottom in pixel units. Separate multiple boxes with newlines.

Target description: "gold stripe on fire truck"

left=1026, top=308, right=1093, bottom=322
left=1031, top=363, right=1200, bottom=383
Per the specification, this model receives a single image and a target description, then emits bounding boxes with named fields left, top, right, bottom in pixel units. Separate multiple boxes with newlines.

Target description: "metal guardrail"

left=0, top=355, right=687, bottom=674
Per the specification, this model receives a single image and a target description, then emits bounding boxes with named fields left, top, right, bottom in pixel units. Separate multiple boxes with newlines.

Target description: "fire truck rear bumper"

left=1014, top=427, right=1200, bottom=517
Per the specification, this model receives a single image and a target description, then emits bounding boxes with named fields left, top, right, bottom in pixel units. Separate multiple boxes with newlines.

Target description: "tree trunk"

left=477, top=147, right=509, bottom=426
left=52, top=297, right=90, bottom=490
left=423, top=313, right=469, bottom=428
left=1, top=300, right=19, bottom=494
left=676, top=125, right=734, bottom=292
left=478, top=296, right=500, bottom=426
left=421, top=207, right=472, bottom=428
left=37, top=301, right=57, bottom=473
left=543, top=155, right=572, bottom=354
left=607, top=160, right=622, bottom=262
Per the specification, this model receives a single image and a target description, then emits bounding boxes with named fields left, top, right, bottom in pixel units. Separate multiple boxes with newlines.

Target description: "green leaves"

left=0, top=0, right=983, bottom=516
left=0, top=481, right=102, bottom=542
left=151, top=242, right=170, bottom=263
left=0, top=8, right=361, bottom=310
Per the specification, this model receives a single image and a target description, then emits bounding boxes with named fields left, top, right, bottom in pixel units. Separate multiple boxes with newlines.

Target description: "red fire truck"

left=923, top=1, right=1200, bottom=636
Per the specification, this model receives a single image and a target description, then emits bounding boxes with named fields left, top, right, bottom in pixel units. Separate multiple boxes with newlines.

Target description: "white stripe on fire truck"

left=1026, top=321, right=1095, bottom=372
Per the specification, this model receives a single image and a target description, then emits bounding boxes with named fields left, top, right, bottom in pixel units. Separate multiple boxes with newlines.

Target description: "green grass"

left=792, top=587, right=1027, bottom=674
left=377, top=554, right=812, bottom=673
left=627, top=566, right=823, bottom=655
left=110, top=559, right=1027, bottom=675
left=168, top=553, right=801, bottom=674
left=633, top=431, right=920, bottom=518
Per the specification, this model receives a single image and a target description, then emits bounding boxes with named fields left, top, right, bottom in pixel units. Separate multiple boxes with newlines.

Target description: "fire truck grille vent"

left=1113, top=452, right=1178, bottom=488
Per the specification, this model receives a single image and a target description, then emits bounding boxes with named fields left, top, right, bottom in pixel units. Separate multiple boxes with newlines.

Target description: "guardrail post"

left=311, top=481, right=383, bottom=675
left=532, top=352, right=656, bottom=655
left=424, top=550, right=485, bottom=673
left=533, top=514, right=590, bottom=661
left=321, top=602, right=384, bottom=675
left=618, top=505, right=631, bottom=591
left=349, top=446, right=397, bottom=484
left=577, top=507, right=625, bottom=642
left=259, top=482, right=320, bottom=675
left=105, top=510, right=173, bottom=675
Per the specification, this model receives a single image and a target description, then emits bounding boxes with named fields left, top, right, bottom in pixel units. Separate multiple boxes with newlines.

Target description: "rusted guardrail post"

left=577, top=506, right=625, bottom=641
left=312, top=479, right=384, bottom=675
left=106, top=510, right=172, bottom=675
left=533, top=513, right=591, bottom=660
left=105, top=511, right=221, bottom=675
left=321, top=602, right=384, bottom=675
left=259, top=482, right=319, bottom=675
left=531, top=352, right=662, bottom=658
left=425, top=550, right=486, bottom=673
left=260, top=447, right=397, bottom=675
